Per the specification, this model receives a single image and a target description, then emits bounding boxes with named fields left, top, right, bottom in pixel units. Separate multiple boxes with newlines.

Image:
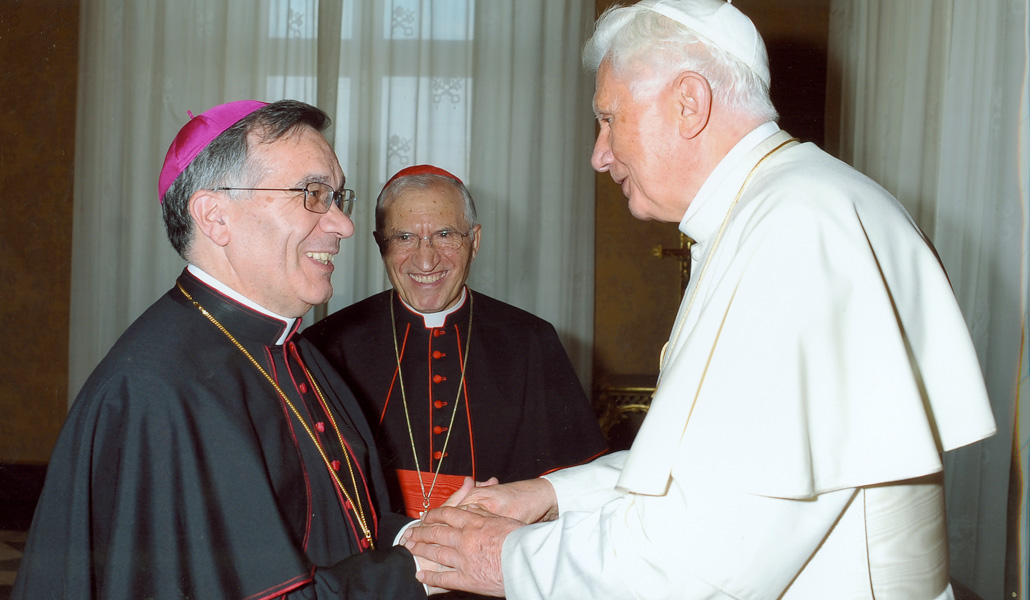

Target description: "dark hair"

left=161, top=100, right=331, bottom=259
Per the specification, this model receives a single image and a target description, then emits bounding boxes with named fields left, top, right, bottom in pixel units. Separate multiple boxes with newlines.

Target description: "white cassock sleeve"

left=502, top=452, right=856, bottom=600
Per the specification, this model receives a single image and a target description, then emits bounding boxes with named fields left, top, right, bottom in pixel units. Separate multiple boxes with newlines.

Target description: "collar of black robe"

left=173, top=267, right=300, bottom=347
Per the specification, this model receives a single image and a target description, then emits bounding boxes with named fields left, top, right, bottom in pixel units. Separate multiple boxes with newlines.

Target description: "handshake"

left=401, top=477, right=559, bottom=597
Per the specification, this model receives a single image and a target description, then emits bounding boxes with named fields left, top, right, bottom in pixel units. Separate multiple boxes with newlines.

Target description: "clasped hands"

left=402, top=476, right=558, bottom=597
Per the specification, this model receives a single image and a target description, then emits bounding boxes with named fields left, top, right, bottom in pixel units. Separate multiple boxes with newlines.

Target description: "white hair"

left=583, top=4, right=778, bottom=122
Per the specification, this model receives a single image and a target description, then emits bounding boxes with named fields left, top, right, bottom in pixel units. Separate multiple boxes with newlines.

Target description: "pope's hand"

left=404, top=505, right=523, bottom=597
left=411, top=551, right=453, bottom=596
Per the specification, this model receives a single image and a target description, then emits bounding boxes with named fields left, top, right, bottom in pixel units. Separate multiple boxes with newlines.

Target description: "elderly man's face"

left=591, top=60, right=688, bottom=222
left=381, top=183, right=480, bottom=313
left=223, top=125, right=354, bottom=317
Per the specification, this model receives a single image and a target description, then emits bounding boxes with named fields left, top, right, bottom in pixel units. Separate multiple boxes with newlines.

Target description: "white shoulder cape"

left=618, top=130, right=996, bottom=499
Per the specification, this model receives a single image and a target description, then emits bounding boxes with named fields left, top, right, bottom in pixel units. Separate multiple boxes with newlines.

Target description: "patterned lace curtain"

left=826, top=1, right=1029, bottom=597
left=69, top=0, right=596, bottom=400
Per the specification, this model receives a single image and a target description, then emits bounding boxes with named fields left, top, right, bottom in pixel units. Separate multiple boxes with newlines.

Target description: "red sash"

left=395, top=469, right=467, bottom=518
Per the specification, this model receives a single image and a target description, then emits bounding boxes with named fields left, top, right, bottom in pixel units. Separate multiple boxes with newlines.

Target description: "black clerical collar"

left=186, top=264, right=296, bottom=345
left=177, top=267, right=296, bottom=346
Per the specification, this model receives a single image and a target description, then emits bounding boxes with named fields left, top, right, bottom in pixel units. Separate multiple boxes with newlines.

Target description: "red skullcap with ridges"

left=382, top=164, right=463, bottom=194
left=158, top=100, right=268, bottom=203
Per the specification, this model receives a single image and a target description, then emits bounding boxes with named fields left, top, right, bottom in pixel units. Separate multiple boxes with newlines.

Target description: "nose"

left=321, top=203, right=355, bottom=239
left=411, top=237, right=441, bottom=270
left=591, top=126, right=613, bottom=173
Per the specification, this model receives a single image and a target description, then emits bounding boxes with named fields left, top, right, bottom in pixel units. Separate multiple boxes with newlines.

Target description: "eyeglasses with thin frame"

left=383, top=229, right=472, bottom=252
left=215, top=182, right=356, bottom=216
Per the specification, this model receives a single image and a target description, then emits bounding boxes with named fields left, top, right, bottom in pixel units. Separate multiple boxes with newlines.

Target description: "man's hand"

left=403, top=505, right=523, bottom=597
left=411, top=552, right=453, bottom=596
left=456, top=477, right=559, bottom=524
left=440, top=476, right=499, bottom=508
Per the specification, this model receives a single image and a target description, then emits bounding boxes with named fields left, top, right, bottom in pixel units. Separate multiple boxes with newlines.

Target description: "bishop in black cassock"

left=14, top=100, right=428, bottom=599
left=14, top=270, right=424, bottom=599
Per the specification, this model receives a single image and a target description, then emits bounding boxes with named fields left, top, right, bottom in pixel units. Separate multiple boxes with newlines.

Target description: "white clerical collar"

left=399, top=287, right=468, bottom=328
left=187, top=264, right=297, bottom=345
left=680, top=121, right=780, bottom=233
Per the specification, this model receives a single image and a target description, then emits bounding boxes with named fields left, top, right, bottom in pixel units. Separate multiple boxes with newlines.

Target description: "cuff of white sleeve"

left=394, top=519, right=430, bottom=596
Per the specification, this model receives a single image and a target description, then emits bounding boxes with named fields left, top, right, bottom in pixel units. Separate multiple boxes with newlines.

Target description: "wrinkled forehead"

left=593, top=59, right=635, bottom=115
left=385, top=182, right=466, bottom=227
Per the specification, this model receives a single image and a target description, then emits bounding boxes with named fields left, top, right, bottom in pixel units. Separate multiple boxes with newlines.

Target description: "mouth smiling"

left=306, top=251, right=335, bottom=265
left=409, top=272, right=446, bottom=284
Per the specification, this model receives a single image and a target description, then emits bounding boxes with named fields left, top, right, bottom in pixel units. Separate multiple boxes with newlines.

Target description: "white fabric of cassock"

left=500, top=124, right=997, bottom=600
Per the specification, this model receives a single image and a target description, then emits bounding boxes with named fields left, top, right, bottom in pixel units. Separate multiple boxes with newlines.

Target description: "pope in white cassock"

left=403, top=1, right=998, bottom=599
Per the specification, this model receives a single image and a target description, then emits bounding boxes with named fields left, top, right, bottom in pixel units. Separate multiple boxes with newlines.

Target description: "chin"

left=294, top=291, right=332, bottom=316
left=412, top=301, right=445, bottom=313
left=407, top=293, right=455, bottom=313
left=627, top=204, right=654, bottom=221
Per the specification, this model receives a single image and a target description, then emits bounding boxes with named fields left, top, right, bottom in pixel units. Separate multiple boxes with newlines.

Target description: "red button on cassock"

left=315, top=422, right=325, bottom=432
left=331, top=460, right=341, bottom=471
left=433, top=329, right=446, bottom=337
left=360, top=537, right=371, bottom=549
left=433, top=426, right=448, bottom=434
left=298, top=382, right=308, bottom=393
left=433, top=451, right=447, bottom=460
left=432, top=351, right=446, bottom=359
left=433, top=374, right=447, bottom=383
left=433, top=401, right=447, bottom=409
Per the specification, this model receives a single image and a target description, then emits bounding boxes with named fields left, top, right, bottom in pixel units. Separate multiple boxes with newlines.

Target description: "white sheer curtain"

left=826, top=1, right=1029, bottom=597
left=69, top=0, right=596, bottom=402
left=323, top=0, right=597, bottom=379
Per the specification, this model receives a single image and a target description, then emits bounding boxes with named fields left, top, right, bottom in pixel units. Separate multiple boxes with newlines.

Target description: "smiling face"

left=590, top=59, right=692, bottom=223
left=222, top=125, right=354, bottom=317
left=380, top=182, right=480, bottom=313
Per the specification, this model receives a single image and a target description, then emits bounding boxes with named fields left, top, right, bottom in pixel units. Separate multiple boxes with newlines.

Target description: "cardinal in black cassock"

left=307, top=287, right=608, bottom=520
left=304, top=164, right=607, bottom=524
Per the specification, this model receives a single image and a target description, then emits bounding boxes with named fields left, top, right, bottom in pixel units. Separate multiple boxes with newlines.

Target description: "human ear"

left=673, top=71, right=712, bottom=139
left=189, top=189, right=231, bottom=247
left=468, top=224, right=482, bottom=260
left=373, top=230, right=388, bottom=257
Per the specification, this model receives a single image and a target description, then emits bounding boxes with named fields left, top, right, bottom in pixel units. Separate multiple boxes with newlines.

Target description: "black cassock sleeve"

left=294, top=546, right=424, bottom=599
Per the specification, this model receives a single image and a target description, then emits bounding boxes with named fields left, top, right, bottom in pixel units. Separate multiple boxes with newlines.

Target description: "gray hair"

left=375, top=174, right=478, bottom=234
left=161, top=100, right=331, bottom=259
left=583, top=4, right=777, bottom=122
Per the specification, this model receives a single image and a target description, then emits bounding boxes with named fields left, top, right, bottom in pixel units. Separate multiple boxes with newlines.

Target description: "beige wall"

left=0, top=0, right=79, bottom=464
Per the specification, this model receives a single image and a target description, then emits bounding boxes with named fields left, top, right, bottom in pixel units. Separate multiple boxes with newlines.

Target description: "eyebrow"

left=389, top=226, right=464, bottom=235
left=297, top=173, right=346, bottom=189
